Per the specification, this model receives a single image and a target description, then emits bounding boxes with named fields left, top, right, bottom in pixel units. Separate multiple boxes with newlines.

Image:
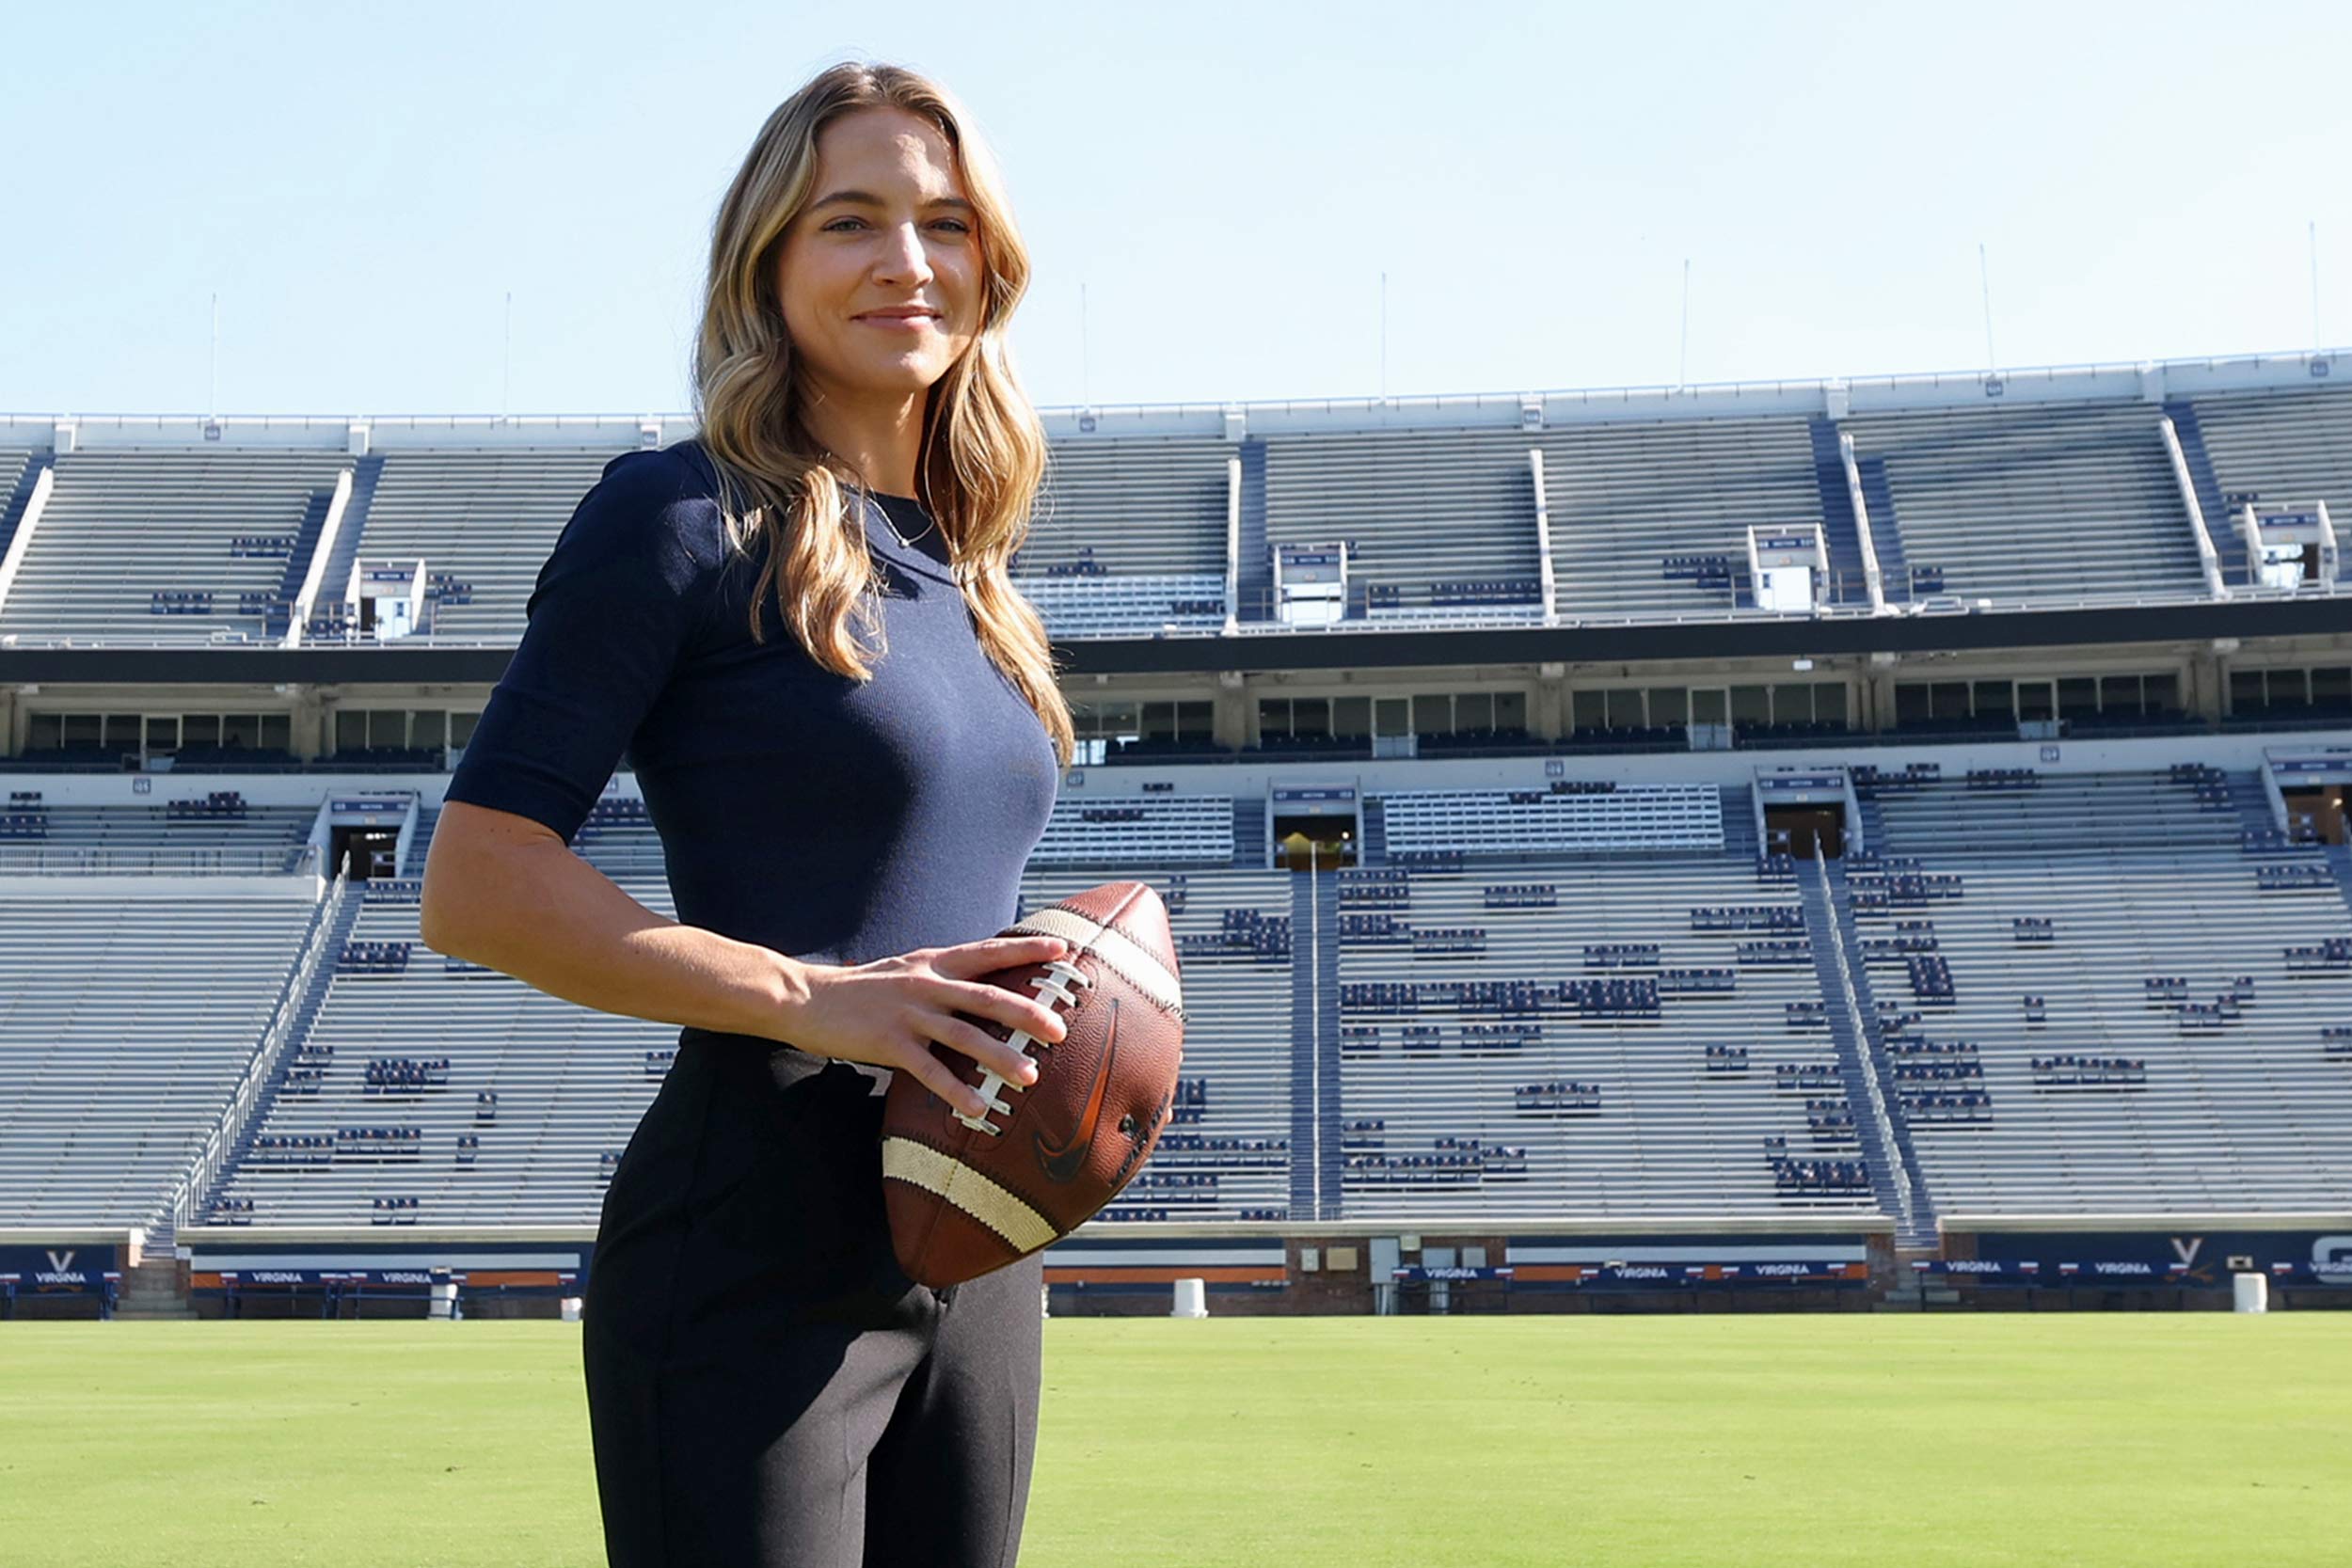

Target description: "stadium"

left=7, top=345, right=2352, bottom=1565
left=4, top=342, right=2349, bottom=1325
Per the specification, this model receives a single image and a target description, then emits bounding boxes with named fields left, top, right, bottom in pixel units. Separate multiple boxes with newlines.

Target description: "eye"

left=819, top=217, right=972, bottom=234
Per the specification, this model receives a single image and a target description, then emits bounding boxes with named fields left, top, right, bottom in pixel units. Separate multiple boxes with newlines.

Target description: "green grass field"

left=1, top=1314, right=2344, bottom=1566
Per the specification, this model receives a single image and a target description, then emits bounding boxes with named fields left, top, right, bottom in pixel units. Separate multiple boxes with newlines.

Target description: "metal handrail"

left=151, top=870, right=352, bottom=1237
left=1807, top=854, right=1917, bottom=1231
left=0, top=844, right=310, bottom=876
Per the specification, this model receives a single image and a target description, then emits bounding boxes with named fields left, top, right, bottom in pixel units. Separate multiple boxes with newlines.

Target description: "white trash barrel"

left=560, top=1296, right=583, bottom=1323
left=428, top=1280, right=458, bottom=1321
left=2233, top=1272, right=2269, bottom=1313
left=1171, top=1276, right=1208, bottom=1318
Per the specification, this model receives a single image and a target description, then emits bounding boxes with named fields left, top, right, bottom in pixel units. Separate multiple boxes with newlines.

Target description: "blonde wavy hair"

left=691, top=60, right=1073, bottom=768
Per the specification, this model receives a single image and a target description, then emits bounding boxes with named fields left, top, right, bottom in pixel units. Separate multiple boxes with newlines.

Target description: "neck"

left=801, top=380, right=929, bottom=499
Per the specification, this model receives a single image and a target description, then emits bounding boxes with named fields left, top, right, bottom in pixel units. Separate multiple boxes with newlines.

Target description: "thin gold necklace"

left=872, top=494, right=938, bottom=551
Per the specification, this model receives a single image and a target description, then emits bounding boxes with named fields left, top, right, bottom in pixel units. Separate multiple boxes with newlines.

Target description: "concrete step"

left=120, top=1258, right=188, bottom=1317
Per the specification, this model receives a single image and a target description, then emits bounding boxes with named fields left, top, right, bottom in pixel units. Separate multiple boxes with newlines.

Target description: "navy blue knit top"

left=442, top=439, right=1061, bottom=1044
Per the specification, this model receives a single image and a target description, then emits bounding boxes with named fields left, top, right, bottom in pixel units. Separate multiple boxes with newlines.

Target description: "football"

left=881, top=879, right=1187, bottom=1289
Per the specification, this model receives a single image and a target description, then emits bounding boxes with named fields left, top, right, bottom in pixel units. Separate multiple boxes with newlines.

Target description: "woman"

left=421, top=59, right=1074, bottom=1567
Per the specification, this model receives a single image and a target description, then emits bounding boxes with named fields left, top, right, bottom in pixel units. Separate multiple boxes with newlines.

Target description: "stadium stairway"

left=1818, top=856, right=1939, bottom=1248
left=1234, top=439, right=1271, bottom=623
left=2163, top=401, right=2246, bottom=584
left=1361, top=798, right=1389, bottom=863
left=273, top=482, right=342, bottom=638
left=2221, top=769, right=2281, bottom=838
left=195, top=883, right=368, bottom=1219
left=0, top=451, right=53, bottom=563
left=1232, top=798, right=1266, bottom=867
left=1807, top=418, right=1871, bottom=607
left=1854, top=454, right=1911, bottom=603
left=311, top=453, right=385, bottom=620
left=1853, top=794, right=1889, bottom=856
left=115, top=1254, right=195, bottom=1321
left=1312, top=871, right=1343, bottom=1224
left=1719, top=786, right=1758, bottom=858
left=1800, top=860, right=1934, bottom=1245
left=406, top=804, right=440, bottom=874
left=2323, top=842, right=2352, bottom=923
left=1290, top=871, right=1341, bottom=1221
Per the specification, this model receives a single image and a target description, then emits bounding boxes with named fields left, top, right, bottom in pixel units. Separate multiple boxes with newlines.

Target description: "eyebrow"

left=808, top=189, right=975, bottom=214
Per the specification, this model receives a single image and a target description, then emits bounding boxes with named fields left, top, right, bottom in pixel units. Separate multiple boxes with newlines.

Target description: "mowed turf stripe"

left=0, top=1317, right=2344, bottom=1567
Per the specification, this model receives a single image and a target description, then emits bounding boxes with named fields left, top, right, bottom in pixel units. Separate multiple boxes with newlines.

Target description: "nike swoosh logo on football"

left=1036, top=997, right=1119, bottom=1184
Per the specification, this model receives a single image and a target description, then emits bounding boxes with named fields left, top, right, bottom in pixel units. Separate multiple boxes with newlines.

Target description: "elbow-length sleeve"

left=441, top=447, right=723, bottom=845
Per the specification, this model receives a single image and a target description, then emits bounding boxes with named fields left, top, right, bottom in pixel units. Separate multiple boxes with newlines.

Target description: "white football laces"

left=954, top=954, right=1096, bottom=1136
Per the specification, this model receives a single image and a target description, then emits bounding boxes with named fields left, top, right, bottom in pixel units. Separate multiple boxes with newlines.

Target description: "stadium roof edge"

left=4, top=343, right=2344, bottom=451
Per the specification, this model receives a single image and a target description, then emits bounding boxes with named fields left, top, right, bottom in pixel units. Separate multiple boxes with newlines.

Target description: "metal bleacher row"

left=4, top=760, right=2352, bottom=1232
left=1262, top=428, right=1541, bottom=624
left=0, top=450, right=349, bottom=645
left=1838, top=402, right=2207, bottom=608
left=0, top=890, right=320, bottom=1227
left=206, top=801, right=1295, bottom=1226
left=2, top=371, right=2344, bottom=649
left=1540, top=416, right=1825, bottom=621
left=0, top=792, right=317, bottom=876
left=1848, top=767, right=2352, bottom=1212
left=1379, top=782, right=1724, bottom=858
left=1332, top=857, right=1876, bottom=1221
left=330, top=450, right=619, bottom=643
left=2186, top=386, right=2352, bottom=586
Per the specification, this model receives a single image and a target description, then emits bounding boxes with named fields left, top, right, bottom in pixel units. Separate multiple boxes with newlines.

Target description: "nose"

left=876, top=220, right=935, bottom=288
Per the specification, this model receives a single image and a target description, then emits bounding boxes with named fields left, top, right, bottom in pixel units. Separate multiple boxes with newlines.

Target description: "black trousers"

left=583, top=1041, right=1043, bottom=1567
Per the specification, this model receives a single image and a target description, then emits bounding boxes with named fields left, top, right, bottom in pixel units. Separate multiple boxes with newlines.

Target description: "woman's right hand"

left=776, top=935, right=1075, bottom=1118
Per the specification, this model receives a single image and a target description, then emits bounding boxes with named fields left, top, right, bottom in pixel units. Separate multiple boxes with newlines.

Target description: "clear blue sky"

left=5, top=0, right=2347, bottom=416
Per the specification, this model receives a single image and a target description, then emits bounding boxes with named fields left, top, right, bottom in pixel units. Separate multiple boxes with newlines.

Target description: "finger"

left=934, top=934, right=1070, bottom=976
left=899, top=1040, right=992, bottom=1119
left=941, top=979, right=1068, bottom=1046
left=937, top=1016, right=1041, bottom=1085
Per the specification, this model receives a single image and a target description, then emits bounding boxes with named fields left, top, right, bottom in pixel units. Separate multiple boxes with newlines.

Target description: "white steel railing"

left=1837, top=429, right=1888, bottom=613
left=0, top=843, right=317, bottom=876
left=2157, top=413, right=2230, bottom=600
left=151, top=869, right=351, bottom=1236
left=1, top=575, right=2340, bottom=653
left=1806, top=854, right=1917, bottom=1234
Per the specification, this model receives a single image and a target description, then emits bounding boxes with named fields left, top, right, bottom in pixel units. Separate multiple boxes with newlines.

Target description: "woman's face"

left=776, top=105, right=982, bottom=410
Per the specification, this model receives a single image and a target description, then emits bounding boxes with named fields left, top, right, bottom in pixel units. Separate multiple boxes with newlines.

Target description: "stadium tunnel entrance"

left=1763, top=802, right=1846, bottom=858
left=2280, top=785, right=2349, bottom=844
left=1271, top=783, right=1357, bottom=870
left=1275, top=818, right=1354, bottom=870
left=332, top=824, right=400, bottom=880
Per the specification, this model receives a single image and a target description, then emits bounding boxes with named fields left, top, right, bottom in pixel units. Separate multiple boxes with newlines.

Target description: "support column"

left=1534, top=661, right=1566, bottom=742
left=1214, top=673, right=1250, bottom=750
left=2187, top=646, right=2228, bottom=725
left=291, top=686, right=326, bottom=761
left=1864, top=656, right=1899, bottom=735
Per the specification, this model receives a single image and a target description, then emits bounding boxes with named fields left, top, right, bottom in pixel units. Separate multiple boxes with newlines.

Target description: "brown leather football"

left=881, top=879, right=1186, bottom=1289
